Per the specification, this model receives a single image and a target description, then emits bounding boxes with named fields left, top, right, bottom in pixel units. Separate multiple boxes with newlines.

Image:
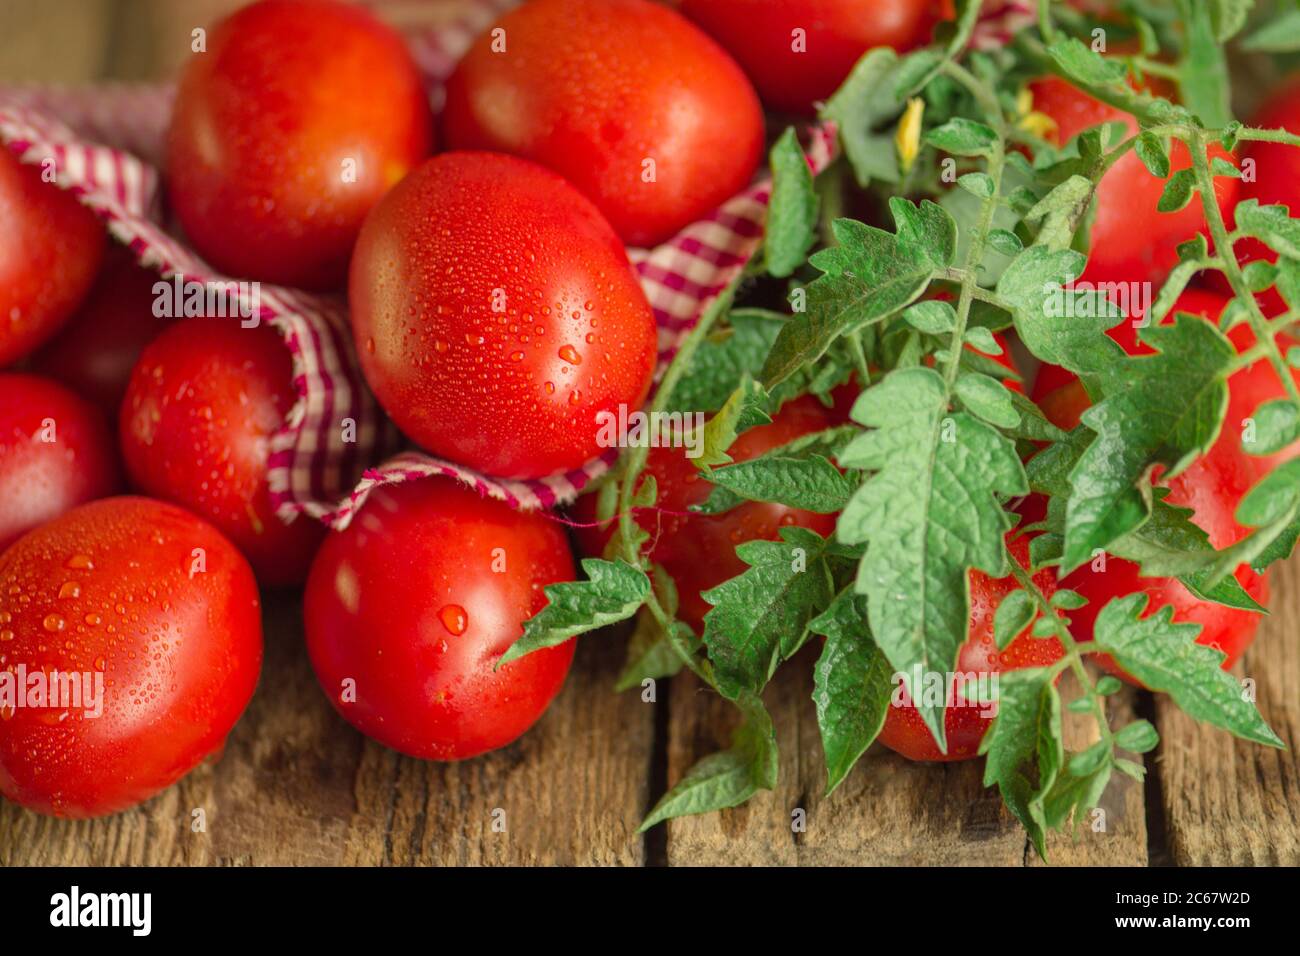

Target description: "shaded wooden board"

left=1152, top=555, right=1300, bottom=866
left=0, top=593, right=655, bottom=865
left=663, top=652, right=1148, bottom=866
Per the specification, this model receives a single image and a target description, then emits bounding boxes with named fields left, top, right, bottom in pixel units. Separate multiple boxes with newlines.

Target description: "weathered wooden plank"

left=1152, top=556, right=1300, bottom=865
left=0, top=0, right=116, bottom=83
left=0, top=595, right=654, bottom=865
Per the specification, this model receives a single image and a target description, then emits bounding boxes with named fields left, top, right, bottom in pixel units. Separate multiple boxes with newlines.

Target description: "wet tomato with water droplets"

left=443, top=0, right=764, bottom=247
left=680, top=0, right=946, bottom=114
left=571, top=395, right=840, bottom=632
left=349, top=151, right=658, bottom=480
left=31, top=243, right=172, bottom=411
left=119, top=318, right=325, bottom=587
left=0, top=496, right=262, bottom=818
left=876, top=533, right=1063, bottom=762
left=304, top=477, right=577, bottom=760
left=0, top=149, right=105, bottom=367
left=0, top=373, right=120, bottom=550
left=165, top=0, right=434, bottom=290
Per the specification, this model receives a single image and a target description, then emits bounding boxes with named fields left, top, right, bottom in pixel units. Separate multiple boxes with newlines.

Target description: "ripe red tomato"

left=443, top=0, right=764, bottom=246
left=119, top=318, right=324, bottom=588
left=0, top=149, right=105, bottom=367
left=0, top=496, right=262, bottom=818
left=1028, top=77, right=1239, bottom=287
left=0, top=374, right=120, bottom=551
left=571, top=395, right=840, bottom=632
left=166, top=0, right=434, bottom=290
left=30, top=244, right=171, bottom=410
left=877, top=534, right=1062, bottom=762
left=1229, top=74, right=1300, bottom=317
left=680, top=0, right=944, bottom=114
left=349, top=151, right=658, bottom=479
left=304, top=477, right=577, bottom=760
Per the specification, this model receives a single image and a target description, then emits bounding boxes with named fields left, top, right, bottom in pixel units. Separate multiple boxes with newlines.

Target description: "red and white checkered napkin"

left=0, top=0, right=1032, bottom=530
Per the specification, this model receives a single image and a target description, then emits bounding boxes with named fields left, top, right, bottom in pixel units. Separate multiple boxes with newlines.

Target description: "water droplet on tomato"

left=42, top=614, right=65, bottom=633
left=558, top=344, right=582, bottom=365
left=58, top=581, right=80, bottom=600
left=438, top=604, right=468, bottom=636
left=65, top=554, right=93, bottom=570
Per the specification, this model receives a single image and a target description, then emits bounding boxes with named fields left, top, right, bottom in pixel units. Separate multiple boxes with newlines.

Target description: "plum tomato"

left=877, top=533, right=1062, bottom=762
left=30, top=244, right=172, bottom=411
left=304, top=477, right=577, bottom=760
left=119, top=318, right=324, bottom=588
left=0, top=149, right=105, bottom=367
left=680, top=0, right=945, bottom=114
left=1027, top=76, right=1238, bottom=287
left=442, top=0, right=764, bottom=246
left=165, top=0, right=434, bottom=290
left=571, top=395, right=840, bottom=632
left=0, top=374, right=120, bottom=551
left=348, top=151, right=658, bottom=480
left=0, top=496, right=262, bottom=818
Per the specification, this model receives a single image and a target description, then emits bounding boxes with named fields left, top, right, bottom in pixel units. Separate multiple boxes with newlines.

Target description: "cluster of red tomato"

left=1, top=0, right=1295, bottom=819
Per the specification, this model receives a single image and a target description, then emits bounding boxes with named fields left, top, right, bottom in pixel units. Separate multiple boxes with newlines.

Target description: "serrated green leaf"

left=836, top=367, right=1027, bottom=748
left=821, top=48, right=906, bottom=187
left=697, top=376, right=771, bottom=469
left=1064, top=316, right=1235, bottom=571
left=499, top=558, right=650, bottom=666
left=760, top=200, right=955, bottom=386
left=615, top=610, right=698, bottom=692
left=668, top=309, right=784, bottom=415
left=1235, top=200, right=1300, bottom=259
left=708, top=452, right=851, bottom=514
left=979, top=668, right=1062, bottom=859
left=1047, top=38, right=1128, bottom=85
left=701, top=526, right=835, bottom=699
left=810, top=590, right=893, bottom=794
left=1092, top=594, right=1283, bottom=747
left=639, top=691, right=777, bottom=830
left=766, top=127, right=819, bottom=279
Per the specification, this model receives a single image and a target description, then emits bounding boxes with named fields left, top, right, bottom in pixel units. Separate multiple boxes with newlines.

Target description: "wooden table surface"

left=1, top=0, right=1297, bottom=867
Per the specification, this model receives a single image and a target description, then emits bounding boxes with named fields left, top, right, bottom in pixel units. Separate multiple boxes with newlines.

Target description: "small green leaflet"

left=696, top=375, right=771, bottom=469
left=1046, top=38, right=1128, bottom=86
left=1063, top=317, right=1235, bottom=571
left=700, top=526, right=835, bottom=700
left=996, top=245, right=1126, bottom=377
left=836, top=366, right=1027, bottom=748
left=1244, top=399, right=1300, bottom=456
left=498, top=558, right=650, bottom=666
left=615, top=609, right=698, bottom=693
left=926, top=118, right=998, bottom=158
left=765, top=128, right=819, bottom=279
left=760, top=199, right=957, bottom=387
left=820, top=47, right=907, bottom=186
left=640, top=691, right=777, bottom=831
left=978, top=668, right=1062, bottom=859
left=1025, top=175, right=1094, bottom=251
left=809, top=590, right=893, bottom=794
left=955, top=371, right=1019, bottom=429
left=992, top=589, right=1035, bottom=649
left=1234, top=200, right=1300, bottom=259
left=1092, top=594, right=1283, bottom=748
left=700, top=426, right=856, bottom=514
left=1135, top=132, right=1171, bottom=179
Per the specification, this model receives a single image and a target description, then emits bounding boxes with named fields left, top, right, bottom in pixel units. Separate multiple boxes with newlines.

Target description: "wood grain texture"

left=0, top=594, right=655, bottom=866
left=1152, top=555, right=1300, bottom=866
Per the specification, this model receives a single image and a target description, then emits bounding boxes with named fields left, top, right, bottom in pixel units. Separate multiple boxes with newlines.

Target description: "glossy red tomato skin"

left=443, top=0, right=764, bottom=247
left=680, top=0, right=943, bottom=114
left=572, top=395, right=840, bottom=631
left=0, top=496, right=262, bottom=818
left=30, top=245, right=171, bottom=410
left=119, top=318, right=324, bottom=588
left=166, top=0, right=433, bottom=290
left=304, top=477, right=577, bottom=760
left=0, top=150, right=105, bottom=367
left=0, top=374, right=120, bottom=550
left=1028, top=77, right=1238, bottom=287
left=349, top=151, right=658, bottom=480
left=877, top=534, right=1063, bottom=762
